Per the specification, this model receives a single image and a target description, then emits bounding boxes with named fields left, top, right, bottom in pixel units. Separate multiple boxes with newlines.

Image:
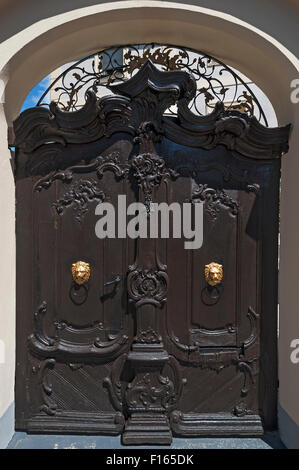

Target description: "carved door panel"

left=14, top=61, right=290, bottom=444
left=160, top=146, right=263, bottom=427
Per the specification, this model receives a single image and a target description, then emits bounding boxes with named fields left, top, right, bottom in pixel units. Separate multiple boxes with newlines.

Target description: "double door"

left=14, top=60, right=290, bottom=443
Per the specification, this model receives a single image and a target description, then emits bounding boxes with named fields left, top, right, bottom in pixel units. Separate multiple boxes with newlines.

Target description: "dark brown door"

left=14, top=61, right=290, bottom=444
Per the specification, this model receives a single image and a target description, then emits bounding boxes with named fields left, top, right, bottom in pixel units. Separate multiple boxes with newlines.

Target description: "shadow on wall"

left=0, top=402, right=14, bottom=449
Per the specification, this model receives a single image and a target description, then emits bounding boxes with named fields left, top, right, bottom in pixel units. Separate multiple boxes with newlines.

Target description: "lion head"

left=204, top=262, right=223, bottom=286
left=72, top=261, right=91, bottom=285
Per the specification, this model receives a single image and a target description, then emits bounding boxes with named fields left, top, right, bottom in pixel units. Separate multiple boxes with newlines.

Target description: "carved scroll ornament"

left=127, top=266, right=168, bottom=308
left=130, top=152, right=178, bottom=212
left=28, top=301, right=129, bottom=361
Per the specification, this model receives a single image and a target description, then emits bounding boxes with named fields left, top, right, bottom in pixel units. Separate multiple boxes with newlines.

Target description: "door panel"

left=14, top=61, right=290, bottom=443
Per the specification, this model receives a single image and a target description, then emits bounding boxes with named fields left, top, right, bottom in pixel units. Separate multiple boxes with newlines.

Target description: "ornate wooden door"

left=14, top=61, right=290, bottom=444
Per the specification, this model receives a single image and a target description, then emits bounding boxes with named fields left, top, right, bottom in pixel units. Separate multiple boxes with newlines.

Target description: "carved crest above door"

left=14, top=60, right=289, bottom=166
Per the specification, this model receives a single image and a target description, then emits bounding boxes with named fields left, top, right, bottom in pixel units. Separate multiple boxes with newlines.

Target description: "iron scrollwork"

left=36, top=43, right=269, bottom=126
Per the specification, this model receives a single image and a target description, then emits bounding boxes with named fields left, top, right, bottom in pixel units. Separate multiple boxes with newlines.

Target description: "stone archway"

left=0, top=1, right=298, bottom=448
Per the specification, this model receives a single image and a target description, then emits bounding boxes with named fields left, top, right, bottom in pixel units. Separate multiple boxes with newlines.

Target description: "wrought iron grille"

left=37, top=44, right=268, bottom=126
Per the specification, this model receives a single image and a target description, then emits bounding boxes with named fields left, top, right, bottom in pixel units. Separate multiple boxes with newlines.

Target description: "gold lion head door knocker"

left=70, top=261, right=91, bottom=305
left=203, top=262, right=223, bottom=305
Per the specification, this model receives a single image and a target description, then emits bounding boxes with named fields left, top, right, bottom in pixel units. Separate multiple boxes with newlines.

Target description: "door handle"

left=104, top=274, right=122, bottom=287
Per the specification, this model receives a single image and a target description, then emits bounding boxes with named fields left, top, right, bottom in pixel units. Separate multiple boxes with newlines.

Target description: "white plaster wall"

left=0, top=103, right=15, bottom=419
left=0, top=0, right=298, bottom=447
